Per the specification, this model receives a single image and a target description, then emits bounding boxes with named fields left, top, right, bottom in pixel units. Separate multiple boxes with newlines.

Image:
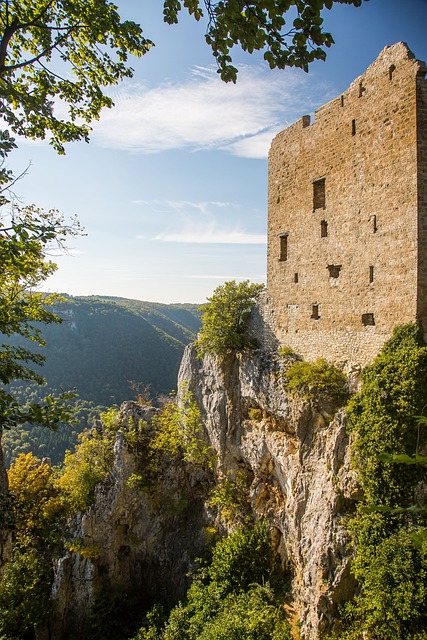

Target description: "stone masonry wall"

left=267, top=42, right=427, bottom=367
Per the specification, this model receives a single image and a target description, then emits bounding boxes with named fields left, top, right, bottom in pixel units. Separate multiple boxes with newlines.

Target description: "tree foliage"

left=133, top=522, right=291, bottom=640
left=337, top=325, right=427, bottom=639
left=196, top=280, right=265, bottom=357
left=57, top=425, right=114, bottom=512
left=0, top=206, right=80, bottom=435
left=164, top=0, right=366, bottom=82
left=348, top=323, right=427, bottom=507
left=0, top=453, right=67, bottom=639
left=7, top=451, right=65, bottom=544
left=0, top=0, right=151, bottom=152
left=0, top=545, right=53, bottom=639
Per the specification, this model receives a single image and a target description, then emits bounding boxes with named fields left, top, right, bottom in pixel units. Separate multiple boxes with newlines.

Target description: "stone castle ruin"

left=266, top=42, right=427, bottom=366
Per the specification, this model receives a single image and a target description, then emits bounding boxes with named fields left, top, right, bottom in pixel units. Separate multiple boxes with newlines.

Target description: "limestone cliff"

left=179, top=345, right=359, bottom=639
left=47, top=344, right=358, bottom=640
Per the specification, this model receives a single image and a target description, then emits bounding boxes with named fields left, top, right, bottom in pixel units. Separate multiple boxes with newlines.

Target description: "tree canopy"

left=196, top=280, right=265, bottom=357
left=164, top=0, right=366, bottom=82
left=0, top=0, right=151, bottom=152
left=0, top=205, right=80, bottom=435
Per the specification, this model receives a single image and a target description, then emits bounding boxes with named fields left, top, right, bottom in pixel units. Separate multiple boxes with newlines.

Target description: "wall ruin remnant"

left=267, top=42, right=427, bottom=366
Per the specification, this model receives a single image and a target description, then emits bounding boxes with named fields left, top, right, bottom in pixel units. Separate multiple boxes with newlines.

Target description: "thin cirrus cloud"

left=153, top=223, right=266, bottom=245
left=134, top=199, right=266, bottom=244
left=92, top=65, right=319, bottom=159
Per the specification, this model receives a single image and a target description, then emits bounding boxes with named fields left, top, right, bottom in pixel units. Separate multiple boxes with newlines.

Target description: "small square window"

left=362, top=313, right=375, bottom=326
left=328, top=265, right=341, bottom=278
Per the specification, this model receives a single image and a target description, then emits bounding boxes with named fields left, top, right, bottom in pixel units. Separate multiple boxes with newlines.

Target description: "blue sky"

left=11, top=0, right=427, bottom=303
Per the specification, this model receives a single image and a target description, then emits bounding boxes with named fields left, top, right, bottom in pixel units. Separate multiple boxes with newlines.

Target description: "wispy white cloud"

left=134, top=198, right=266, bottom=244
left=154, top=223, right=266, bottom=244
left=93, top=65, right=326, bottom=158
left=131, top=199, right=239, bottom=214
left=189, top=275, right=266, bottom=280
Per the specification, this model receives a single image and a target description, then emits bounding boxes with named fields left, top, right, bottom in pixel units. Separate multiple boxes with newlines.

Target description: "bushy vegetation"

left=0, top=453, right=67, bottom=639
left=335, top=324, right=427, bottom=639
left=286, top=357, right=348, bottom=405
left=131, top=522, right=291, bottom=640
left=196, top=280, right=265, bottom=357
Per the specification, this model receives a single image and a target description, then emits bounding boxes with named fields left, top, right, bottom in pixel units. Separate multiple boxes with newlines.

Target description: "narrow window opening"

left=279, top=233, right=288, bottom=261
left=352, top=119, right=357, bottom=136
left=311, top=304, right=320, bottom=320
left=389, top=64, right=396, bottom=81
left=340, top=95, right=344, bottom=107
left=313, top=178, right=326, bottom=210
left=371, top=214, right=377, bottom=233
left=369, top=266, right=374, bottom=283
left=362, top=313, right=375, bottom=326
left=328, top=265, right=342, bottom=279
left=358, top=82, right=365, bottom=97
left=294, top=273, right=299, bottom=284
left=320, top=220, right=328, bottom=238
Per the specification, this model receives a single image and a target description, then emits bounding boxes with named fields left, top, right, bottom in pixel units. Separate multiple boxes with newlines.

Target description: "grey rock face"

left=179, top=344, right=358, bottom=640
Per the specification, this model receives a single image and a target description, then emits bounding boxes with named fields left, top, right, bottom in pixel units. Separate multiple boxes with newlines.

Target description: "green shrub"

left=151, top=388, right=214, bottom=469
left=57, top=427, right=114, bottom=512
left=278, top=344, right=297, bottom=358
left=208, top=521, right=274, bottom=592
left=347, top=326, right=427, bottom=506
left=341, top=523, right=427, bottom=640
left=286, top=358, right=348, bottom=405
left=196, top=280, right=265, bottom=357
left=248, top=407, right=263, bottom=421
left=207, top=472, right=252, bottom=525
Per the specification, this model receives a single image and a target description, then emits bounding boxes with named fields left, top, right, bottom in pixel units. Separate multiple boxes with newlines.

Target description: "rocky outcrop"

left=48, top=403, right=211, bottom=640
left=179, top=345, right=359, bottom=640
left=48, top=343, right=358, bottom=640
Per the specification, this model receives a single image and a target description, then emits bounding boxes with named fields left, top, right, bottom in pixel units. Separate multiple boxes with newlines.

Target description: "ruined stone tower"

left=267, top=42, right=427, bottom=366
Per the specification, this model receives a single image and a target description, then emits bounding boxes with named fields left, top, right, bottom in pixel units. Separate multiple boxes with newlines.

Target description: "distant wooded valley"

left=2, top=295, right=201, bottom=466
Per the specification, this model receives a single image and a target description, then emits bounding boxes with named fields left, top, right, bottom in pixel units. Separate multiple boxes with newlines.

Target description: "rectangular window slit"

left=320, top=220, right=328, bottom=237
left=352, top=119, right=356, bottom=136
left=279, top=233, right=288, bottom=261
left=389, top=64, right=396, bottom=81
left=371, top=214, right=377, bottom=233
left=294, top=273, right=299, bottom=283
left=369, top=266, right=374, bottom=283
left=313, top=177, right=326, bottom=210
left=311, top=304, right=320, bottom=320
left=340, top=95, right=344, bottom=107
left=362, top=313, right=375, bottom=326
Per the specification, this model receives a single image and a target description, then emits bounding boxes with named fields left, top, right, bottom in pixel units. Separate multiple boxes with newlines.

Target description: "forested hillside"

left=2, top=296, right=200, bottom=465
